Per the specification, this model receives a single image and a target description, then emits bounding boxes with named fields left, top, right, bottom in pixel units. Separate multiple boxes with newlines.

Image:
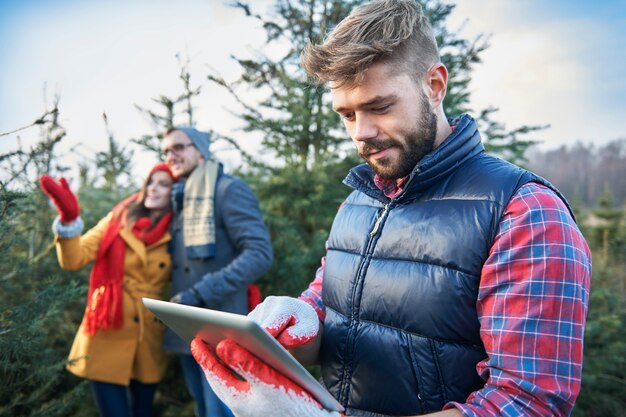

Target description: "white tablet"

left=142, top=298, right=343, bottom=413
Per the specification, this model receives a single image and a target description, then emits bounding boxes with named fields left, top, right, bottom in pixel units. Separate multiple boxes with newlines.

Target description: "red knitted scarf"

left=84, top=194, right=172, bottom=335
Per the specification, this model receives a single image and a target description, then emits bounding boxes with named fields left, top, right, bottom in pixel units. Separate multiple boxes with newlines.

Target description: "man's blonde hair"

left=301, top=0, right=439, bottom=88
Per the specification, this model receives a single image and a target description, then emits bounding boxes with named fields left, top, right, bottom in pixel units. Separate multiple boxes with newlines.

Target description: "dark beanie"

left=174, top=126, right=211, bottom=160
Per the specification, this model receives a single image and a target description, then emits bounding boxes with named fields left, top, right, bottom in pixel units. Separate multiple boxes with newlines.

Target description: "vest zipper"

left=356, top=203, right=390, bottom=318
left=339, top=202, right=391, bottom=403
left=370, top=203, right=390, bottom=237
left=356, top=202, right=391, bottom=316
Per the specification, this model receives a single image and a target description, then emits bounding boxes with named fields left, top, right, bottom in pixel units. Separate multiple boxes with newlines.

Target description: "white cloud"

left=0, top=0, right=273, bottom=176
left=448, top=0, right=626, bottom=148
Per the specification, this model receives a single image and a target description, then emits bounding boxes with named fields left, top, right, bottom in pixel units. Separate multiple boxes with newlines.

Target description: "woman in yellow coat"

left=39, top=163, right=176, bottom=417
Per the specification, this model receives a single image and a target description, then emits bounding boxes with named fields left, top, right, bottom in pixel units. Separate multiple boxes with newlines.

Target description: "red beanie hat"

left=149, top=162, right=176, bottom=181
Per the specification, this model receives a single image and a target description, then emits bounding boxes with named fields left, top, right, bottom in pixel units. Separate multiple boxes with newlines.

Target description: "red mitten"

left=191, top=338, right=342, bottom=417
left=248, top=296, right=319, bottom=349
left=39, top=175, right=80, bottom=222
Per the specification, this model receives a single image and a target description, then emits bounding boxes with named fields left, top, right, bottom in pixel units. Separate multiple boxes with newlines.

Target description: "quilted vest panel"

left=320, top=116, right=565, bottom=416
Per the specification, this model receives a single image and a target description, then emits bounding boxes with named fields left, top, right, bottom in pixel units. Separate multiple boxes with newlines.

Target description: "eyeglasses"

left=162, top=143, right=194, bottom=157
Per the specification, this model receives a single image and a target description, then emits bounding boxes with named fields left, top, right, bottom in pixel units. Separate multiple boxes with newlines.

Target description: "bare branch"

left=0, top=108, right=58, bottom=137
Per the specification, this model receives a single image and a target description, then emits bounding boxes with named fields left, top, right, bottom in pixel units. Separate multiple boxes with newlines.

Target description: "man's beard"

left=359, top=94, right=437, bottom=180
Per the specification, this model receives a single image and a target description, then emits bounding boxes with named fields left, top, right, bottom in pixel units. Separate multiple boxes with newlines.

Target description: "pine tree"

left=95, top=112, right=136, bottom=197
left=574, top=195, right=626, bottom=416
left=132, top=54, right=202, bottom=157
left=0, top=95, right=148, bottom=416
left=591, top=191, right=623, bottom=266
left=0, top=100, right=96, bottom=417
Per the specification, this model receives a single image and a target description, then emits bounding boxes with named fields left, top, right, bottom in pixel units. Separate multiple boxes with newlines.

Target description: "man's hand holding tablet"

left=191, top=337, right=342, bottom=417
left=142, top=296, right=344, bottom=415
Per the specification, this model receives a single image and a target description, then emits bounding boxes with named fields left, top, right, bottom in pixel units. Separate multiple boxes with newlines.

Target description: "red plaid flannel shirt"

left=299, top=182, right=591, bottom=416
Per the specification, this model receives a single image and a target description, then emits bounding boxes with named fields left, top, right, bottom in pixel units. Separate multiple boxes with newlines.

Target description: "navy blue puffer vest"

left=320, top=115, right=569, bottom=416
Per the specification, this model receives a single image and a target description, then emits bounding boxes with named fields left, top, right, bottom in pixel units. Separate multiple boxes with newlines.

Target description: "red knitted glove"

left=248, top=296, right=319, bottom=349
left=39, top=175, right=80, bottom=222
left=191, top=338, right=343, bottom=417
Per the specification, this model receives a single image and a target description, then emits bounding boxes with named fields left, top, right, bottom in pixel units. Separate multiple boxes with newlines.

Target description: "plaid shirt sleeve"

left=299, top=253, right=327, bottom=321
left=300, top=203, right=348, bottom=321
left=446, top=183, right=592, bottom=416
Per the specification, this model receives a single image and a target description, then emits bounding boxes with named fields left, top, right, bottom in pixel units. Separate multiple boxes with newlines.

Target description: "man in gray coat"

left=161, top=126, right=273, bottom=417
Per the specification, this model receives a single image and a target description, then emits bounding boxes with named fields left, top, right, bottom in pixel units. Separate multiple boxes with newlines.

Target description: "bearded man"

left=189, top=1, right=592, bottom=416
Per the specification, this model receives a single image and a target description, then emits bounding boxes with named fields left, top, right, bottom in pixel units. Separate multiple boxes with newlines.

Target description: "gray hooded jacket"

left=163, top=166, right=273, bottom=354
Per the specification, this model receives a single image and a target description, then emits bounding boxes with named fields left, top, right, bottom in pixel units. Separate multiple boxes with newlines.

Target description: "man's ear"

left=194, top=148, right=206, bottom=164
left=424, top=63, right=448, bottom=107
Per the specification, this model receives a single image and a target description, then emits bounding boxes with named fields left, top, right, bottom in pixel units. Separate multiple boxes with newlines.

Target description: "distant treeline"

left=526, top=139, right=626, bottom=208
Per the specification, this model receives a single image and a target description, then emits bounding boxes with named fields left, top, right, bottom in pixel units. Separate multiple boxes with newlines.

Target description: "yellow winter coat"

left=55, top=212, right=172, bottom=385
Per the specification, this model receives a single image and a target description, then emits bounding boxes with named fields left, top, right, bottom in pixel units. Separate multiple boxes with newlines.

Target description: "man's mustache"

left=359, top=138, right=397, bottom=156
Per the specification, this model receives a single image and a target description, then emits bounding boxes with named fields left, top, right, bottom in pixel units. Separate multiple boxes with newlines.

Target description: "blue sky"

left=448, top=0, right=626, bottom=147
left=1, top=0, right=625, bottom=177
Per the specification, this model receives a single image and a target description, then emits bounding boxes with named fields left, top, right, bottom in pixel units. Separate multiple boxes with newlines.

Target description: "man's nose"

left=165, top=151, right=176, bottom=163
left=352, top=115, right=378, bottom=143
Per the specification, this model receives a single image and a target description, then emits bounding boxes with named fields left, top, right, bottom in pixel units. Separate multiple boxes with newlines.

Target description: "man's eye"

left=340, top=113, right=355, bottom=121
left=372, top=105, right=390, bottom=113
